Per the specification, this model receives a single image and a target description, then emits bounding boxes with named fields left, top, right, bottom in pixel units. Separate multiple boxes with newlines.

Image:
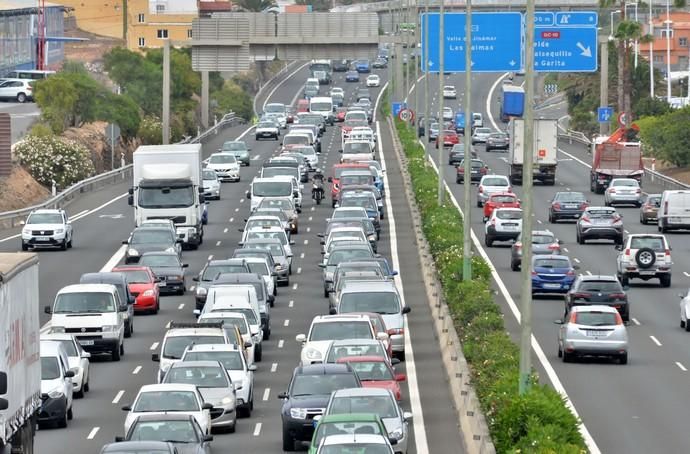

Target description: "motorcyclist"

left=312, top=169, right=325, bottom=200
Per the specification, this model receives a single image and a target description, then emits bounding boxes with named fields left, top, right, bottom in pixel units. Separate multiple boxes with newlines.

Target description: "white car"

left=205, top=153, right=240, bottom=182
left=21, top=208, right=73, bottom=251
left=39, top=341, right=75, bottom=428
left=182, top=343, right=257, bottom=418
left=366, top=75, right=381, bottom=87
left=296, top=314, right=387, bottom=365
left=442, top=85, right=457, bottom=99
left=242, top=226, right=295, bottom=263
left=605, top=178, right=642, bottom=207
left=330, top=87, right=345, bottom=97
left=244, top=256, right=277, bottom=298
left=471, top=127, right=492, bottom=144
left=0, top=78, right=33, bottom=103
left=40, top=333, right=91, bottom=398
left=472, top=112, right=484, bottom=128
left=255, top=120, right=280, bottom=141
left=197, top=312, right=256, bottom=366
left=679, top=290, right=690, bottom=331
left=123, top=384, right=213, bottom=435
left=442, top=106, right=453, bottom=121
left=202, top=169, right=221, bottom=200
left=485, top=207, right=523, bottom=247
left=476, top=174, right=512, bottom=207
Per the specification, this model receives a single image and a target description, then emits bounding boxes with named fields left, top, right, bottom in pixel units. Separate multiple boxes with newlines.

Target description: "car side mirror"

left=127, top=195, right=134, bottom=206
left=327, top=177, right=333, bottom=182
left=296, top=334, right=306, bottom=343
left=203, top=435, right=214, bottom=442
left=402, top=306, right=411, bottom=314
left=44, top=306, right=52, bottom=314
left=121, top=405, right=131, bottom=411
left=193, top=309, right=201, bottom=316
left=614, top=244, right=623, bottom=251
left=182, top=264, right=189, bottom=268
left=329, top=308, right=337, bottom=315
left=318, top=263, right=326, bottom=268
left=391, top=358, right=401, bottom=366
left=403, top=411, right=413, bottom=421
left=234, top=384, right=243, bottom=391
left=81, top=352, right=91, bottom=359
left=388, top=438, right=398, bottom=446
left=557, top=239, right=563, bottom=244
left=114, top=436, right=125, bottom=442
left=152, top=353, right=160, bottom=362
left=553, top=319, right=564, bottom=325
left=572, top=265, right=580, bottom=270
left=246, top=191, right=251, bottom=199
left=395, top=373, right=407, bottom=382
left=128, top=296, right=135, bottom=305
left=19, top=220, right=25, bottom=226
left=176, top=238, right=183, bottom=244
left=119, top=305, right=128, bottom=312
left=64, top=370, right=75, bottom=378
left=289, top=240, right=296, bottom=245
left=277, top=392, right=288, bottom=399
left=192, top=277, right=199, bottom=282
left=249, top=364, right=258, bottom=371
left=122, top=240, right=129, bottom=245
left=202, top=403, right=214, bottom=410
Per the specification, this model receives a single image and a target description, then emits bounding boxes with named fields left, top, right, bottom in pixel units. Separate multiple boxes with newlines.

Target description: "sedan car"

left=0, top=78, right=33, bottom=102
left=485, top=132, right=510, bottom=151
left=255, top=120, right=280, bottom=140
left=442, top=85, right=457, bottom=99
left=576, top=207, right=624, bottom=245
left=372, top=57, right=388, bottom=68
left=112, top=265, right=161, bottom=314
left=40, top=333, right=90, bottom=398
left=510, top=230, right=561, bottom=271
left=471, top=127, right=492, bottom=144
left=113, top=414, right=213, bottom=454
left=100, top=441, right=178, bottom=454
left=477, top=175, right=511, bottom=207
left=366, top=75, right=381, bottom=87
left=309, top=414, right=390, bottom=454
left=219, top=140, right=251, bottom=166
left=448, top=143, right=477, bottom=166
left=639, top=193, right=662, bottom=225
left=531, top=254, right=577, bottom=296
left=345, top=71, right=360, bottom=82
left=202, top=169, right=221, bottom=200
left=548, top=191, right=589, bottom=223
left=442, top=106, right=453, bottom=121
left=205, top=153, right=240, bottom=182
left=605, top=178, right=642, bottom=207
left=139, top=252, right=189, bottom=295
left=557, top=305, right=628, bottom=364
left=124, top=227, right=181, bottom=264
left=565, top=275, right=629, bottom=321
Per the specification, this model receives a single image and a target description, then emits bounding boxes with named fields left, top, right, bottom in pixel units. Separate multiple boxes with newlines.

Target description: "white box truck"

left=0, top=253, right=41, bottom=454
left=128, top=144, right=204, bottom=248
left=508, top=118, right=558, bottom=186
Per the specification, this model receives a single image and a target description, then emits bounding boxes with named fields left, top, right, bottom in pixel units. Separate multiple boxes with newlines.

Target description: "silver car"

left=604, top=178, right=642, bottom=207
left=576, top=207, right=624, bottom=245
left=202, top=169, right=221, bottom=200
left=325, top=387, right=412, bottom=454
left=557, top=305, right=628, bottom=364
left=510, top=230, right=561, bottom=271
left=477, top=175, right=511, bottom=207
left=471, top=127, right=492, bottom=144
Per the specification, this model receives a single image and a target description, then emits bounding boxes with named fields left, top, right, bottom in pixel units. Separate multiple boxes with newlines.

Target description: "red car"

left=112, top=265, right=160, bottom=314
left=335, top=107, right=348, bottom=122
left=337, top=356, right=406, bottom=401
left=328, top=163, right=370, bottom=207
left=483, top=192, right=520, bottom=220
left=296, top=99, right=309, bottom=113
left=435, top=130, right=460, bottom=148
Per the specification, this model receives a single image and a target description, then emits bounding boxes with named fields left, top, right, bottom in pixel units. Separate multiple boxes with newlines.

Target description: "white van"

left=309, top=96, right=335, bottom=125
left=39, top=340, right=75, bottom=428
left=203, top=285, right=260, bottom=319
left=247, top=177, right=295, bottom=211
left=6, top=69, right=55, bottom=80
left=45, top=284, right=126, bottom=362
left=658, top=190, right=690, bottom=232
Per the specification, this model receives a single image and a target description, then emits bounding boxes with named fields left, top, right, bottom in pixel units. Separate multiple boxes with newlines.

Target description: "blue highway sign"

left=534, top=12, right=555, bottom=26
left=555, top=12, right=598, bottom=27
left=598, top=106, right=613, bottom=123
left=392, top=102, right=404, bottom=117
left=420, top=12, right=523, bottom=73
left=534, top=11, right=598, bottom=72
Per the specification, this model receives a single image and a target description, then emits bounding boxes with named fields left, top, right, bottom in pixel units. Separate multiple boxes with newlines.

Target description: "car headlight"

left=55, top=228, right=64, bottom=234
left=165, top=247, right=176, bottom=253
left=48, top=389, right=64, bottom=399
left=221, top=395, right=235, bottom=406
left=304, top=347, right=322, bottom=361
left=390, top=428, right=404, bottom=440
left=22, top=228, right=31, bottom=235
left=51, top=326, right=65, bottom=333
left=368, top=234, right=376, bottom=241
left=196, top=287, right=207, bottom=296
left=290, top=408, right=308, bottom=419
left=127, top=248, right=139, bottom=256
left=142, top=289, right=154, bottom=297
left=252, top=334, right=261, bottom=343
left=102, top=325, right=118, bottom=332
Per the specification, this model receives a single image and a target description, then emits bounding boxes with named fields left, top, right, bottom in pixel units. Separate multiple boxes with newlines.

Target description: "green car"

left=220, top=140, right=251, bottom=166
left=308, top=413, right=389, bottom=454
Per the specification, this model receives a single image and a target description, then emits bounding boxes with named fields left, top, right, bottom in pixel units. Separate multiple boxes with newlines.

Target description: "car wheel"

left=324, top=287, right=329, bottom=298
left=618, top=352, right=628, bottom=365
left=619, top=274, right=629, bottom=287
left=282, top=429, right=296, bottom=452
left=511, top=261, right=520, bottom=271
left=562, top=350, right=572, bottom=363
left=67, top=406, right=73, bottom=420
left=548, top=213, right=554, bottom=223
left=74, top=385, right=84, bottom=399
left=685, top=320, right=690, bottom=332
left=577, top=232, right=584, bottom=245
left=228, top=422, right=236, bottom=433
left=154, top=299, right=160, bottom=314
left=557, top=345, right=563, bottom=357
left=84, top=379, right=89, bottom=393
left=124, top=320, right=132, bottom=338
left=660, top=274, right=671, bottom=288
left=57, top=411, right=68, bottom=428
left=681, top=319, right=685, bottom=328
left=21, top=242, right=28, bottom=251
left=484, top=235, right=493, bottom=247
left=255, top=135, right=260, bottom=141
left=17, top=93, right=26, bottom=103
left=60, top=240, right=67, bottom=251
left=263, top=327, right=270, bottom=340
left=67, top=234, right=73, bottom=249
left=254, top=343, right=262, bottom=362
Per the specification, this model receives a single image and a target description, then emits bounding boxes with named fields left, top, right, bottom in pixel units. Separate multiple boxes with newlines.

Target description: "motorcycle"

left=312, top=180, right=324, bottom=205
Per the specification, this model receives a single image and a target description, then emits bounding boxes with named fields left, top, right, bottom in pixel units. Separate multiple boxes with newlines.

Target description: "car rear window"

left=578, top=281, right=623, bottom=293
left=534, top=258, right=570, bottom=269
left=630, top=236, right=665, bottom=251
left=574, top=311, right=618, bottom=326
left=496, top=210, right=521, bottom=220
left=613, top=179, right=638, bottom=187
left=483, top=178, right=508, bottom=186
left=587, top=209, right=616, bottom=218
left=532, top=234, right=555, bottom=244
left=491, top=195, right=516, bottom=203
left=555, top=192, right=586, bottom=201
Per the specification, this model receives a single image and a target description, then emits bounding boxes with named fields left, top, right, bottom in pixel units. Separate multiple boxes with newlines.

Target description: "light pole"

left=650, top=0, right=655, bottom=98
left=610, top=10, right=621, bottom=40
left=462, top=0, right=473, bottom=281
left=423, top=0, right=429, bottom=158
left=625, top=2, right=639, bottom=68
left=666, top=0, right=672, bottom=103
left=437, top=0, right=445, bottom=206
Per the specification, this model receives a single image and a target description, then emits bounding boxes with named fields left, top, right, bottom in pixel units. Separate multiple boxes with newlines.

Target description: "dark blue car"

left=345, top=71, right=360, bottom=82
left=531, top=254, right=577, bottom=295
left=355, top=59, right=371, bottom=73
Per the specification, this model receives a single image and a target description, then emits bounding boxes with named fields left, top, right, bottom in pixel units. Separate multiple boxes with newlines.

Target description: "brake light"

left=579, top=202, right=588, bottom=210
left=548, top=243, right=560, bottom=250
left=609, top=293, right=626, bottom=299
left=531, top=271, right=538, bottom=276
left=26, top=86, right=32, bottom=91
left=665, top=249, right=671, bottom=256
left=609, top=188, right=616, bottom=193
left=624, top=248, right=630, bottom=256
left=387, top=328, right=404, bottom=335
left=490, top=218, right=496, bottom=226
left=478, top=186, right=484, bottom=193
left=459, top=167, right=465, bottom=173
left=571, top=292, right=591, bottom=299
left=581, top=215, right=590, bottom=223
left=614, top=313, right=624, bottom=325
left=515, top=242, right=522, bottom=249
left=566, top=270, right=575, bottom=276
left=481, top=167, right=488, bottom=174
left=569, top=311, right=578, bottom=323
left=636, top=188, right=641, bottom=194
left=553, top=202, right=561, bottom=210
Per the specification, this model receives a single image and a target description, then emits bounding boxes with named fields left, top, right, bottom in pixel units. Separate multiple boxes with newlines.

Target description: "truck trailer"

left=500, top=85, right=525, bottom=122
left=590, top=126, right=643, bottom=194
left=508, top=118, right=558, bottom=186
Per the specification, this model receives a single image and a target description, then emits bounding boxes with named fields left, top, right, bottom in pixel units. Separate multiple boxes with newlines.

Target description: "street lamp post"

left=650, top=0, right=655, bottom=98
left=666, top=8, right=672, bottom=103
left=625, top=2, right=639, bottom=68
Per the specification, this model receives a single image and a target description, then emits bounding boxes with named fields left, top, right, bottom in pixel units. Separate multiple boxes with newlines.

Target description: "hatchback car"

left=639, top=193, right=662, bottom=224
left=442, top=85, right=457, bottom=99
left=219, top=140, right=251, bottom=166
left=112, top=265, right=161, bottom=314
left=310, top=415, right=390, bottom=454
left=605, top=178, right=642, bottom=207
left=442, top=106, right=453, bottom=121
left=576, top=207, right=624, bottom=245
left=0, top=78, right=33, bottom=102
left=202, top=169, right=221, bottom=200
left=483, top=192, right=520, bottom=221
left=564, top=275, right=629, bottom=321
left=485, top=132, right=510, bottom=151
left=114, top=414, right=212, bottom=453
left=139, top=252, right=189, bottom=295
left=366, top=75, right=381, bottom=87
left=345, top=71, right=360, bottom=82
left=436, top=130, right=459, bottom=149
left=531, top=254, right=577, bottom=295
left=557, top=305, right=628, bottom=364
left=477, top=175, right=511, bottom=207
left=427, top=122, right=440, bottom=143
left=255, top=120, right=280, bottom=140
left=549, top=191, right=589, bottom=223
left=484, top=207, right=522, bottom=247
left=448, top=143, right=477, bottom=166
left=510, top=230, right=561, bottom=271
left=471, top=127, right=492, bottom=144
left=615, top=233, right=672, bottom=287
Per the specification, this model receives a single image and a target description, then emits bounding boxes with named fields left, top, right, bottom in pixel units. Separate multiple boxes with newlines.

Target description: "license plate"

left=639, top=270, right=655, bottom=275
left=543, top=283, right=561, bottom=289
left=586, top=330, right=605, bottom=337
left=34, top=236, right=50, bottom=242
left=670, top=217, right=683, bottom=223
left=564, top=204, right=578, bottom=209
left=503, top=225, right=517, bottom=230
left=79, top=340, right=94, bottom=346
left=592, top=219, right=608, bottom=224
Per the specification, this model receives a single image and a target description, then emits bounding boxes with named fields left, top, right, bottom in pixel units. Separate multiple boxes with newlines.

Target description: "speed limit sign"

left=398, top=108, right=415, bottom=122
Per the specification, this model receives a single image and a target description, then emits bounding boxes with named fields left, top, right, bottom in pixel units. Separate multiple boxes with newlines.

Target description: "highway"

left=414, top=70, right=690, bottom=454
left=0, top=102, right=40, bottom=144
left=25, top=65, right=466, bottom=453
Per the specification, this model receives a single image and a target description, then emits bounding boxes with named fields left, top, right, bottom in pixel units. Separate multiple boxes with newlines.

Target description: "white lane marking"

left=208, top=254, right=214, bottom=260
left=297, top=267, right=302, bottom=274
left=271, top=363, right=278, bottom=372
left=284, top=319, right=290, bottom=327
left=87, top=427, right=100, bottom=440
left=308, top=216, right=313, bottom=221
left=676, top=361, right=687, bottom=372
left=166, top=321, right=171, bottom=329
left=216, top=240, right=222, bottom=246
left=253, top=422, right=263, bottom=436
left=132, top=366, right=142, bottom=375
left=486, top=73, right=511, bottom=131
left=150, top=342, right=159, bottom=351
left=178, top=303, right=185, bottom=310
left=304, top=239, right=309, bottom=245
left=235, top=208, right=239, bottom=212
left=311, top=206, right=315, bottom=211
left=71, top=209, right=89, bottom=219
left=100, top=245, right=127, bottom=272
left=263, top=388, right=271, bottom=401
left=240, top=198, right=245, bottom=203
left=684, top=272, right=690, bottom=277
left=573, top=258, right=581, bottom=263
left=424, top=151, right=601, bottom=454
left=289, top=300, right=294, bottom=308
left=536, top=219, right=542, bottom=224
left=631, top=318, right=641, bottom=326
left=306, top=227, right=311, bottom=233
left=292, top=283, right=298, bottom=290
left=278, top=339, right=284, bottom=348
left=112, top=390, right=125, bottom=404
left=223, top=228, right=228, bottom=233
left=374, top=94, right=429, bottom=453
left=558, top=148, right=591, bottom=168
left=563, top=248, right=569, bottom=253
left=229, top=218, right=234, bottom=223
left=189, top=286, right=195, bottom=292
left=650, top=335, right=662, bottom=346
left=585, top=270, right=592, bottom=275
left=300, top=252, right=305, bottom=259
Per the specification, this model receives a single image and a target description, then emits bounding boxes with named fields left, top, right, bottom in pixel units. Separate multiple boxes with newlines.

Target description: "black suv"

left=564, top=275, right=630, bottom=321
left=279, top=363, right=361, bottom=451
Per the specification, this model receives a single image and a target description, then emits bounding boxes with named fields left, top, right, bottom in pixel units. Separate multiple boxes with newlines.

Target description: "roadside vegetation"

left=383, top=94, right=587, bottom=453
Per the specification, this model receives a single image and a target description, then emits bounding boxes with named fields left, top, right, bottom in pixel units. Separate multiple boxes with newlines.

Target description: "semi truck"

left=590, top=126, right=644, bottom=194
left=508, top=118, right=558, bottom=186
left=0, top=253, right=41, bottom=454
left=500, top=85, right=525, bottom=122
left=128, top=144, right=204, bottom=249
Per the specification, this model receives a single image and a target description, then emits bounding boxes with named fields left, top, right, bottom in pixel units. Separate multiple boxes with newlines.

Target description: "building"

left=639, top=12, right=690, bottom=73
left=56, top=0, right=124, bottom=39
left=0, top=1, right=66, bottom=76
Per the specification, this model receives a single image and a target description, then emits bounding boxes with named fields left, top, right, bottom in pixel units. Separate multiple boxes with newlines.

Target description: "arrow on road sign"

left=509, top=60, right=517, bottom=66
left=428, top=61, right=434, bottom=68
left=576, top=42, right=592, bottom=57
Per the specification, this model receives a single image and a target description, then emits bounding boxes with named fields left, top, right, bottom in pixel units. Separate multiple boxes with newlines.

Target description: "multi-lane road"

left=412, top=70, right=690, bottom=454
left=23, top=65, right=467, bottom=453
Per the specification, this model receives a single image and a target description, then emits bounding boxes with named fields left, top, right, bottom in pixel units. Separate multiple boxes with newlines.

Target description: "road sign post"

left=105, top=123, right=121, bottom=170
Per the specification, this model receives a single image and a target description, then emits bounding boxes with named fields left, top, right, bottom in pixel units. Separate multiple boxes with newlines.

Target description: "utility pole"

left=201, top=71, right=209, bottom=129
left=123, top=0, right=128, bottom=44
left=162, top=38, right=171, bottom=145
left=423, top=0, right=430, bottom=154
left=518, top=0, right=536, bottom=395
left=462, top=0, right=472, bottom=280
left=666, top=0, right=672, bottom=104
left=414, top=4, right=420, bottom=123
left=404, top=0, right=410, bottom=104
left=600, top=35, right=609, bottom=135
left=437, top=0, right=445, bottom=206
left=650, top=0, right=655, bottom=98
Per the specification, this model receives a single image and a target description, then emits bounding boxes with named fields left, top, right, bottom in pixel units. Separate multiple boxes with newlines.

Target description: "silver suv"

left=615, top=234, right=672, bottom=287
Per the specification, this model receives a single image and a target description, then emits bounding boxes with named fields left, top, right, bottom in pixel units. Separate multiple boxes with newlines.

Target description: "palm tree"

left=234, top=0, right=277, bottom=12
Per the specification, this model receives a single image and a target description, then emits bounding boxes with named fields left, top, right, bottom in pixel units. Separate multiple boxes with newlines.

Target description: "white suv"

left=616, top=234, right=672, bottom=287
left=485, top=207, right=523, bottom=247
left=21, top=209, right=73, bottom=250
left=442, top=85, right=457, bottom=99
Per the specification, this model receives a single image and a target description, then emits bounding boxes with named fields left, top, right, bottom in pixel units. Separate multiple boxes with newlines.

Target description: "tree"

left=234, top=0, right=276, bottom=11
left=296, top=0, right=329, bottom=11
left=212, top=81, right=253, bottom=121
left=33, top=75, right=79, bottom=133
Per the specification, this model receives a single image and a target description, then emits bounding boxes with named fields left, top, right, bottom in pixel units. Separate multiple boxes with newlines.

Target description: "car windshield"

left=202, top=170, right=217, bottom=180
left=311, top=102, right=332, bottom=111
left=489, top=133, right=508, bottom=139
left=340, top=292, right=401, bottom=315
left=138, top=185, right=194, bottom=209
left=295, top=147, right=316, bottom=156
left=629, top=236, right=665, bottom=251
left=163, top=335, right=224, bottom=359
left=496, top=210, right=522, bottom=220
left=346, top=361, right=394, bottom=381
left=329, top=395, right=397, bottom=418
left=128, top=420, right=199, bottom=443
left=320, top=443, right=390, bottom=454
left=573, top=311, right=618, bottom=327
left=54, top=292, right=115, bottom=313
left=482, top=178, right=508, bottom=187
left=258, top=122, right=276, bottom=129
left=259, top=199, right=292, bottom=210
left=328, top=249, right=373, bottom=265
left=265, top=104, right=285, bottom=113
left=184, top=350, right=244, bottom=370
left=309, top=321, right=374, bottom=341
left=341, top=176, right=372, bottom=187
left=326, top=343, right=385, bottom=362
left=341, top=197, right=376, bottom=211
left=164, top=366, right=229, bottom=387
left=222, top=142, right=247, bottom=151
left=201, top=265, right=247, bottom=281
left=248, top=242, right=284, bottom=256
left=612, top=179, right=638, bottom=187
left=291, top=373, right=359, bottom=396
left=41, top=357, right=60, bottom=380
left=646, top=196, right=661, bottom=206
left=54, top=339, right=78, bottom=356
left=246, top=219, right=282, bottom=230
left=253, top=182, right=292, bottom=197
left=578, top=281, right=623, bottom=292
left=534, top=258, right=570, bottom=269
left=247, top=231, right=287, bottom=245
left=140, top=255, right=179, bottom=268
left=228, top=308, right=258, bottom=325
left=555, top=192, right=585, bottom=202
left=475, top=128, right=491, bottom=134
left=346, top=113, right=367, bottom=122
left=133, top=391, right=200, bottom=412
left=131, top=230, right=172, bottom=244
left=532, top=234, right=555, bottom=244
left=587, top=209, right=616, bottom=218
left=283, top=135, right=310, bottom=146
left=209, top=154, right=236, bottom=164
left=247, top=262, right=269, bottom=276
left=491, top=195, right=516, bottom=204
left=343, top=143, right=371, bottom=154
left=27, top=213, right=62, bottom=224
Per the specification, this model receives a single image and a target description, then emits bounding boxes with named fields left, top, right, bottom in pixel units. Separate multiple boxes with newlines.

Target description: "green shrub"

left=138, top=115, right=163, bottom=145
left=385, top=94, right=586, bottom=453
